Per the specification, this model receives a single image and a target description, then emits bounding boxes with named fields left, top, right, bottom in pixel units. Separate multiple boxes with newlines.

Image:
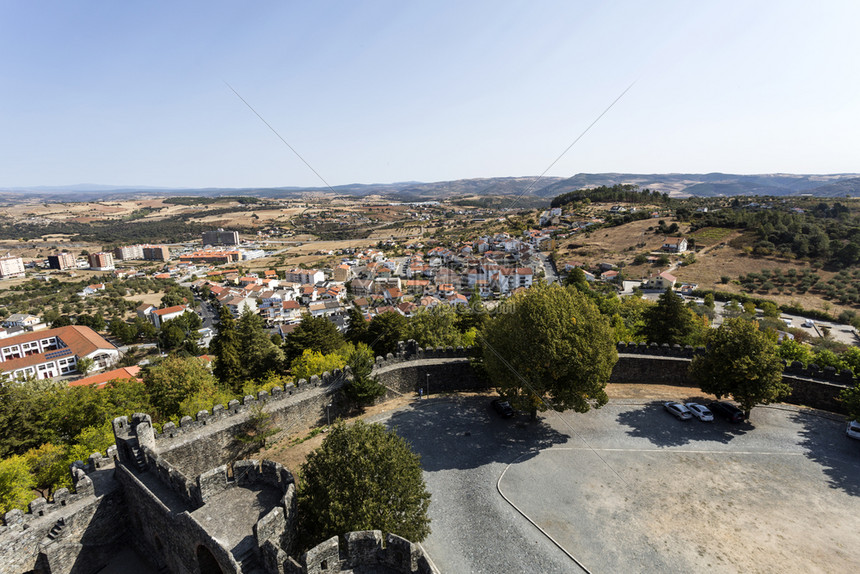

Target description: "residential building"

left=150, top=305, right=193, bottom=329
left=223, top=297, right=257, bottom=317
left=0, top=325, right=119, bottom=380
left=47, top=252, right=77, bottom=270
left=136, top=303, right=157, bottom=322
left=79, top=283, right=105, bottom=297
left=202, top=229, right=239, bottom=246
left=179, top=250, right=241, bottom=264
left=142, top=245, right=171, bottom=261
left=88, top=252, right=115, bottom=271
left=114, top=245, right=144, bottom=261
left=332, top=264, right=352, bottom=282
left=642, top=271, right=677, bottom=291
left=661, top=237, right=688, bottom=253
left=2, top=314, right=42, bottom=329
left=284, top=268, right=325, bottom=284
left=0, top=255, right=25, bottom=278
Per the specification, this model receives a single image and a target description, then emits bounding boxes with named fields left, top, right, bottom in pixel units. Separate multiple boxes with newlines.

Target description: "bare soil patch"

left=259, top=394, right=423, bottom=473
left=557, top=219, right=689, bottom=266
left=124, top=292, right=166, bottom=307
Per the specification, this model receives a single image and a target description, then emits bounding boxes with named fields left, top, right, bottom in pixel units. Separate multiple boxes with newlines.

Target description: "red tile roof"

left=153, top=305, right=187, bottom=316
left=68, top=366, right=141, bottom=389
left=0, top=326, right=116, bottom=372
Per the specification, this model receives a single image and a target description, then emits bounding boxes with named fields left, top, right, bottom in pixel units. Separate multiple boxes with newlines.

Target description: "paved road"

left=377, top=396, right=860, bottom=574
left=538, top=252, right=559, bottom=284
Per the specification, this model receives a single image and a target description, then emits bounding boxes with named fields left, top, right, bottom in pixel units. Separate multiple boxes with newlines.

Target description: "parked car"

left=663, top=402, right=693, bottom=421
left=802, top=319, right=815, bottom=328
left=847, top=420, right=860, bottom=440
left=708, top=401, right=745, bottom=423
left=491, top=399, right=515, bottom=418
left=685, top=403, right=714, bottom=422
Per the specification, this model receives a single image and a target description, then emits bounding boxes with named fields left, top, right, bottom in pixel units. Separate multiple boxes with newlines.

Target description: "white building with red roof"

left=0, top=325, right=119, bottom=380
left=150, top=305, right=194, bottom=329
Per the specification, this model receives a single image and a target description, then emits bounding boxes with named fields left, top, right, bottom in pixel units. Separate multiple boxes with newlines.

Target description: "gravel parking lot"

left=378, top=395, right=860, bottom=574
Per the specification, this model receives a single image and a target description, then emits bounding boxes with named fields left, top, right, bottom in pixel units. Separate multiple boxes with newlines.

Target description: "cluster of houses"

left=172, top=233, right=546, bottom=340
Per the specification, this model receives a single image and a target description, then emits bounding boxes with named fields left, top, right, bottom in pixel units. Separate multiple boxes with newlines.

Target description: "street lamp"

left=426, top=373, right=430, bottom=398
left=326, top=402, right=332, bottom=426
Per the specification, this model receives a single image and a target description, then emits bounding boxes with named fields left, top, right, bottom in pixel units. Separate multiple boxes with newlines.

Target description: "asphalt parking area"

left=380, top=395, right=860, bottom=574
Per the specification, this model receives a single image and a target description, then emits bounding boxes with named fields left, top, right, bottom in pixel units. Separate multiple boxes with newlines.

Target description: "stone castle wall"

left=281, top=530, right=439, bottom=574
left=3, top=339, right=854, bottom=574
left=152, top=343, right=479, bottom=478
left=0, top=450, right=126, bottom=574
left=613, top=342, right=851, bottom=413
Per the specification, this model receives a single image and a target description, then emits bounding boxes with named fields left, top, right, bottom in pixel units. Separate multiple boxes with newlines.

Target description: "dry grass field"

left=557, top=219, right=684, bottom=265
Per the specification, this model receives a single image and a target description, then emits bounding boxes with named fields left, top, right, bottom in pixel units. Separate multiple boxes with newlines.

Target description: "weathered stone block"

left=345, top=530, right=383, bottom=567
left=303, top=535, right=339, bottom=574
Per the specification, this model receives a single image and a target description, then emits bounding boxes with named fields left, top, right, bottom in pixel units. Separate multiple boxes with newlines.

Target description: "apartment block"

left=0, top=255, right=25, bottom=278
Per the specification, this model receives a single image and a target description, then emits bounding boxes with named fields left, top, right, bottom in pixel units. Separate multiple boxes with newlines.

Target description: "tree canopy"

left=640, top=287, right=704, bottom=345
left=689, top=318, right=789, bottom=416
left=480, top=282, right=617, bottom=418
left=297, top=420, right=431, bottom=550
left=143, top=356, right=220, bottom=420
left=283, top=314, right=344, bottom=363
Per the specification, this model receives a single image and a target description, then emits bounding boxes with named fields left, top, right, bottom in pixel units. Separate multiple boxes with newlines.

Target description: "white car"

left=664, top=402, right=693, bottom=421
left=685, top=403, right=714, bottom=422
left=847, top=420, right=860, bottom=440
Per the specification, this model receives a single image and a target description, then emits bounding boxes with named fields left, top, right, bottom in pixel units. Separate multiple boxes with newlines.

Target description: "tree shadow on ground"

left=615, top=399, right=752, bottom=447
left=385, top=394, right=569, bottom=473
left=790, top=410, right=860, bottom=497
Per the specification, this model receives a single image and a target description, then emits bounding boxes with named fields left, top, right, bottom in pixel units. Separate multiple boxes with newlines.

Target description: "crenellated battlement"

left=154, top=368, right=349, bottom=443
left=270, top=530, right=439, bottom=574
left=0, top=447, right=115, bottom=529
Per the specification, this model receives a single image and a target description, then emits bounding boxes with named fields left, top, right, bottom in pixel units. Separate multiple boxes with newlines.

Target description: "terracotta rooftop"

left=68, top=366, right=141, bottom=389
left=153, top=305, right=188, bottom=316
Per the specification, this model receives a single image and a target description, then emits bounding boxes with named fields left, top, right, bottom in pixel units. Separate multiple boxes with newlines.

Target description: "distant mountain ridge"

left=534, top=173, right=860, bottom=198
left=2, top=173, right=859, bottom=202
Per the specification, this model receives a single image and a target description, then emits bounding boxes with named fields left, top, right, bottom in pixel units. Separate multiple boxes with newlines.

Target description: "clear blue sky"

left=1, top=1, right=858, bottom=189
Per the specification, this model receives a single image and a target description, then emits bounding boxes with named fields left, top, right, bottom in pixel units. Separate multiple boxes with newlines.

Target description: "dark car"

left=491, top=399, right=515, bottom=418
left=708, top=401, right=745, bottom=423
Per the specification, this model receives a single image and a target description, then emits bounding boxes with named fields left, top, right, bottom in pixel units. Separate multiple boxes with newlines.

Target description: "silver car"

left=664, top=402, right=693, bottom=421
left=685, top=403, right=714, bottom=422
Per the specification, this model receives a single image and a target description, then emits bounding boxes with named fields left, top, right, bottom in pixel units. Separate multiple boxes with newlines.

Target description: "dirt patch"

left=124, top=292, right=166, bottom=308
left=259, top=394, right=423, bottom=473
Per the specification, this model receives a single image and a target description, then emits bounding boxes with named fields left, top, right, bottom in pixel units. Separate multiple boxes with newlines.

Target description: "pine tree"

left=640, top=287, right=699, bottom=345
left=237, top=308, right=284, bottom=381
left=212, top=307, right=243, bottom=392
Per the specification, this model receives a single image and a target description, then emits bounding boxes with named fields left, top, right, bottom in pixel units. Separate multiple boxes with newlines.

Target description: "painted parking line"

left=543, top=447, right=805, bottom=456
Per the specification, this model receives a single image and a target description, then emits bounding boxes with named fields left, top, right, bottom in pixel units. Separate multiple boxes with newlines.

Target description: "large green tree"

left=297, top=420, right=430, bottom=550
left=689, top=318, right=789, bottom=417
left=365, top=311, right=407, bottom=356
left=343, top=343, right=386, bottom=410
left=405, top=306, right=464, bottom=349
left=0, top=455, right=36, bottom=514
left=142, top=356, right=220, bottom=420
left=480, top=282, right=617, bottom=419
left=0, top=377, right=57, bottom=457
left=212, top=306, right=243, bottom=392
left=237, top=308, right=284, bottom=380
left=640, top=287, right=706, bottom=345
left=345, top=306, right=369, bottom=346
left=283, top=315, right=345, bottom=363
